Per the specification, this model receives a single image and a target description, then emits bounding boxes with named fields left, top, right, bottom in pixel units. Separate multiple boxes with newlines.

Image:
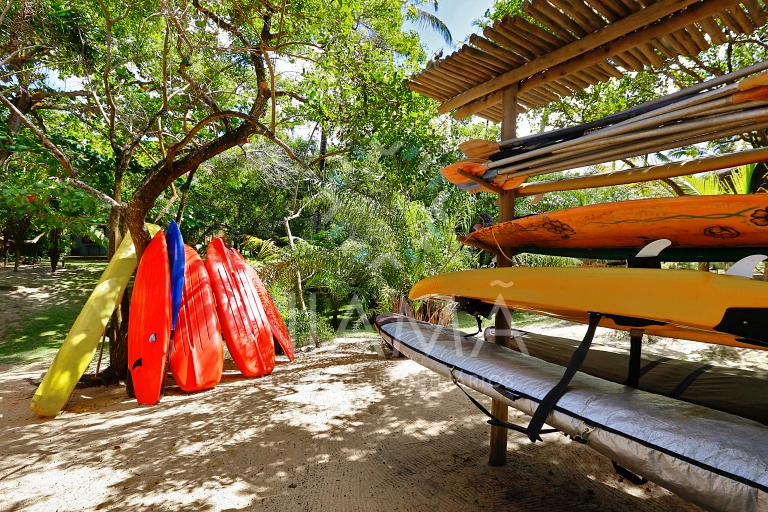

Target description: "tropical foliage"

left=2, top=0, right=767, bottom=362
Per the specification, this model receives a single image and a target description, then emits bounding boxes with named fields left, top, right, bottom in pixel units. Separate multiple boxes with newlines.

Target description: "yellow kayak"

left=410, top=267, right=768, bottom=350
left=30, top=225, right=160, bottom=417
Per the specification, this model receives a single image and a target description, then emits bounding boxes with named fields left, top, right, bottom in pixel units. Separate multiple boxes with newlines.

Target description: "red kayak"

left=128, top=231, right=172, bottom=405
left=206, top=238, right=274, bottom=377
left=232, top=249, right=294, bottom=361
left=171, top=245, right=224, bottom=392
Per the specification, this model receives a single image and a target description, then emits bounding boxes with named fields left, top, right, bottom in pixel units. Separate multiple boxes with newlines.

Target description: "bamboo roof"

left=408, top=0, right=768, bottom=122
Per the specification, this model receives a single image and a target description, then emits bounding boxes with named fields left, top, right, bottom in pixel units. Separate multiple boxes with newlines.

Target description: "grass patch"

left=0, top=304, right=93, bottom=365
left=0, top=262, right=106, bottom=366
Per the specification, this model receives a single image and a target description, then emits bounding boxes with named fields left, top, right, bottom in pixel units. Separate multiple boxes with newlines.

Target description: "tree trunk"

left=0, top=89, right=36, bottom=168
left=661, top=177, right=687, bottom=196
left=751, top=161, right=768, bottom=193
left=10, top=216, right=30, bottom=271
left=318, top=126, right=327, bottom=173
left=50, top=228, right=61, bottom=272
left=126, top=121, right=258, bottom=260
left=99, top=288, right=131, bottom=384
left=2, top=224, right=8, bottom=267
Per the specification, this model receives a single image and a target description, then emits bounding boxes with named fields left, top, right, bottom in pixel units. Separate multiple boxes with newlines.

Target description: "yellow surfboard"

left=410, top=267, right=768, bottom=350
left=29, top=225, right=160, bottom=417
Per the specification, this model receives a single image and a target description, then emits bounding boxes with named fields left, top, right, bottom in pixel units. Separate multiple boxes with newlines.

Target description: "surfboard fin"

left=725, top=255, right=767, bottom=278
left=635, top=239, right=672, bottom=258
left=627, top=239, right=671, bottom=269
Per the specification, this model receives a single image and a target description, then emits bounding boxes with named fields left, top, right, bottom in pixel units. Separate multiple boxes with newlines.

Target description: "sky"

left=404, top=0, right=533, bottom=135
left=403, top=0, right=495, bottom=58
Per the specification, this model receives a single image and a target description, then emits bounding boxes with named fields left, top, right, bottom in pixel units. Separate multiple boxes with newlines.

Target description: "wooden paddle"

left=501, top=117, right=768, bottom=180
left=438, top=159, right=489, bottom=184
left=507, top=146, right=768, bottom=196
left=457, top=61, right=768, bottom=161
left=492, top=91, right=768, bottom=173
left=458, top=140, right=499, bottom=159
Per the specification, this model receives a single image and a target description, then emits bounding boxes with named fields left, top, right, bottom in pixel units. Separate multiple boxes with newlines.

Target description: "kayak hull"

left=128, top=231, right=172, bottom=405
left=232, top=249, right=294, bottom=361
left=206, top=238, right=274, bottom=377
left=166, top=220, right=185, bottom=331
left=171, top=246, right=224, bottom=392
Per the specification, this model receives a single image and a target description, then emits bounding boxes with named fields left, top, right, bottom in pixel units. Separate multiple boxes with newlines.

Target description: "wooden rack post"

left=489, top=83, right=518, bottom=466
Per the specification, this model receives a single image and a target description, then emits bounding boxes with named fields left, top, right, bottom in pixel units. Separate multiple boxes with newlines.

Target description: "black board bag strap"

left=449, top=369, right=558, bottom=436
left=526, top=312, right=602, bottom=443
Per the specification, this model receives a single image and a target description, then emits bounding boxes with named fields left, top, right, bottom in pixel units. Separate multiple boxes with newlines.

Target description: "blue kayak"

left=165, top=220, right=185, bottom=331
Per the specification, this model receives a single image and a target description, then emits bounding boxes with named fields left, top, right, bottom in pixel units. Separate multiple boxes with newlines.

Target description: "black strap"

left=527, top=312, right=602, bottom=443
left=669, top=364, right=712, bottom=399
left=626, top=256, right=661, bottom=269
left=638, top=357, right=671, bottom=378
left=625, top=332, right=643, bottom=388
left=449, top=369, right=557, bottom=436
left=463, top=316, right=483, bottom=338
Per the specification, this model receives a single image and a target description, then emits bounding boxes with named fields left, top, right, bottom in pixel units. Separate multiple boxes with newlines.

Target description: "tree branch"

left=64, top=178, right=123, bottom=209
left=0, top=93, right=121, bottom=209
left=274, top=90, right=308, bottom=102
left=311, top=149, right=349, bottom=164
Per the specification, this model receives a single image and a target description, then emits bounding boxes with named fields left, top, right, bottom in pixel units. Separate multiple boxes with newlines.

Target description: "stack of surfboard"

left=441, top=62, right=768, bottom=194
left=377, top=253, right=768, bottom=510
left=29, top=224, right=293, bottom=415
left=376, top=66, right=768, bottom=511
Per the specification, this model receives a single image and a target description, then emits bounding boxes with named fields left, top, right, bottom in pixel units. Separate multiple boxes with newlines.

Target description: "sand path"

left=0, top=338, right=699, bottom=511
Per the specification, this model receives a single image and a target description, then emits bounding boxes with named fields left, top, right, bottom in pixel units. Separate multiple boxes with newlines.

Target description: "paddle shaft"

left=529, top=105, right=768, bottom=166
left=511, top=146, right=768, bottom=196
left=501, top=118, right=768, bottom=181
left=493, top=91, right=767, bottom=172
left=491, top=60, right=768, bottom=151
left=557, top=112, right=761, bottom=154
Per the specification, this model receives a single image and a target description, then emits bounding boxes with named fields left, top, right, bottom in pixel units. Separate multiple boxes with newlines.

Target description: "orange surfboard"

left=468, top=195, right=768, bottom=261
left=232, top=249, right=294, bottom=361
left=206, top=238, right=275, bottom=377
left=171, top=245, right=224, bottom=392
left=128, top=231, right=172, bottom=405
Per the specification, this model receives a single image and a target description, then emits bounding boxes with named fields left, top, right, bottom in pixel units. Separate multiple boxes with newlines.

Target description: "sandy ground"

left=0, top=338, right=702, bottom=512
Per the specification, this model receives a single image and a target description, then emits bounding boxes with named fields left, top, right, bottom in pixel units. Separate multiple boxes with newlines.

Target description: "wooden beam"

left=489, top=83, right=518, bottom=468
left=440, top=0, right=717, bottom=115
left=744, top=0, right=767, bottom=27
left=501, top=84, right=518, bottom=139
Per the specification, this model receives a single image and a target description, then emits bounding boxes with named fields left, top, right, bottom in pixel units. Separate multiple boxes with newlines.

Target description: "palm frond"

left=730, top=164, right=756, bottom=194
left=241, top=235, right=282, bottom=264
left=406, top=5, right=452, bottom=46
